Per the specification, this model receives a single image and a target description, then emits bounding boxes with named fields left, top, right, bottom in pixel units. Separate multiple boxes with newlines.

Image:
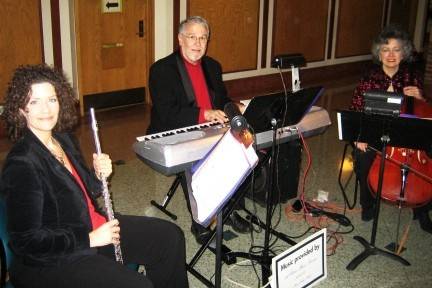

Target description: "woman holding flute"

left=1, top=64, right=188, bottom=288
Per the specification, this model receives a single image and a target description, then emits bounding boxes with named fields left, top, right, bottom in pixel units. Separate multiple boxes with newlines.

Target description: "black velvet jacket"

left=147, top=50, right=231, bottom=134
left=0, top=129, right=104, bottom=267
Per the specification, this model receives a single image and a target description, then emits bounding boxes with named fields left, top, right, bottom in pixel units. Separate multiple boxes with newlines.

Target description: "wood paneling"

left=225, top=61, right=368, bottom=100
left=0, top=0, right=43, bottom=103
left=261, top=0, right=269, bottom=68
left=327, top=0, right=336, bottom=59
left=335, top=0, right=384, bottom=58
left=188, top=0, right=260, bottom=73
left=389, top=0, right=419, bottom=37
left=174, top=0, right=180, bottom=51
left=272, top=0, right=329, bottom=62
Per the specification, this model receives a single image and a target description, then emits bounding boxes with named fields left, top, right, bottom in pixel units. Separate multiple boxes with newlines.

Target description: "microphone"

left=224, top=102, right=248, bottom=132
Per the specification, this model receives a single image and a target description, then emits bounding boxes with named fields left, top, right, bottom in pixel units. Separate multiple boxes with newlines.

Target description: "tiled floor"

left=1, top=75, right=431, bottom=287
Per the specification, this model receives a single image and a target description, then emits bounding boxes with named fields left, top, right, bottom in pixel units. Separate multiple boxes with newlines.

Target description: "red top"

left=70, top=161, right=107, bottom=230
left=183, top=58, right=213, bottom=123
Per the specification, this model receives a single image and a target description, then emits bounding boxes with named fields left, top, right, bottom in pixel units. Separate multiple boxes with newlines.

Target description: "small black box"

left=363, top=90, right=403, bottom=117
left=271, top=54, right=305, bottom=69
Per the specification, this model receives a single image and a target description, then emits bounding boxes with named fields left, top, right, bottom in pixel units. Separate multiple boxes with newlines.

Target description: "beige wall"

left=45, top=0, right=428, bottom=88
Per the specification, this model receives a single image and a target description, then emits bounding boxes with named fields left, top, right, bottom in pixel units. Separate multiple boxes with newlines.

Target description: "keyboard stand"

left=150, top=173, right=187, bottom=220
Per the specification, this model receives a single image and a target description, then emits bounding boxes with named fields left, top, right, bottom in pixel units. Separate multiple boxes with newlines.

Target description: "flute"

left=89, top=108, right=124, bottom=264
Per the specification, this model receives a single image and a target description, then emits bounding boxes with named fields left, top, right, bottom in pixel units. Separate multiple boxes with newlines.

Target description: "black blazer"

left=147, top=50, right=231, bottom=134
left=1, top=129, right=103, bottom=267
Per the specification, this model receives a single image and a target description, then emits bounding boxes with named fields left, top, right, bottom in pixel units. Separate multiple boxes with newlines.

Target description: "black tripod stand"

left=337, top=110, right=432, bottom=270
left=150, top=173, right=185, bottom=220
left=346, top=134, right=410, bottom=270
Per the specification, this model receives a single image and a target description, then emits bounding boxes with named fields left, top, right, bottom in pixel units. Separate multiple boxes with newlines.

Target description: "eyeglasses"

left=182, top=34, right=209, bottom=44
left=380, top=47, right=402, bottom=54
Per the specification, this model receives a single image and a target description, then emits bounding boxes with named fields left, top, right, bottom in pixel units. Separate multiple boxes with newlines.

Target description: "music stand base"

left=346, top=236, right=410, bottom=271
left=385, top=242, right=406, bottom=254
left=208, top=244, right=237, bottom=265
left=245, top=213, right=297, bottom=246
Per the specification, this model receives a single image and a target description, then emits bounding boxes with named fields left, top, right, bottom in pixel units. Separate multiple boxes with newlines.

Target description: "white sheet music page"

left=191, top=129, right=258, bottom=224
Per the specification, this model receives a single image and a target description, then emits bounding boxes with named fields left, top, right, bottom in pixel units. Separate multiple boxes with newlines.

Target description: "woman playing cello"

left=350, top=24, right=432, bottom=233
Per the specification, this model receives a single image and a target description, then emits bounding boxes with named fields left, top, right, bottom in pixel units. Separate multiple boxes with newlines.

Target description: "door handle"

left=137, top=20, right=144, bottom=37
left=102, top=43, right=124, bottom=49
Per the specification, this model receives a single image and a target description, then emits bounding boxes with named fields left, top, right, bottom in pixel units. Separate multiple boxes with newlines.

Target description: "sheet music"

left=240, top=99, right=251, bottom=111
left=190, top=129, right=258, bottom=225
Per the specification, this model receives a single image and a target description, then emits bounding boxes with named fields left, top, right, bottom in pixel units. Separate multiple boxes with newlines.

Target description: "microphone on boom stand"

left=224, top=102, right=248, bottom=132
left=224, top=102, right=253, bottom=147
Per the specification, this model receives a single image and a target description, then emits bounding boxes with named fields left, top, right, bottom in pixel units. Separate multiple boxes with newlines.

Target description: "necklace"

left=48, top=137, right=66, bottom=165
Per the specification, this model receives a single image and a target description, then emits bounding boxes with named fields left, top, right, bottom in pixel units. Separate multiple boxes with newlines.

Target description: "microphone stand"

left=261, top=118, right=279, bottom=281
left=247, top=118, right=295, bottom=282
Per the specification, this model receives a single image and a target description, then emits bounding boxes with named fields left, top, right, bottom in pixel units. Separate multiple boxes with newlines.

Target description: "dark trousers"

left=11, top=215, right=188, bottom=288
left=352, top=148, right=376, bottom=210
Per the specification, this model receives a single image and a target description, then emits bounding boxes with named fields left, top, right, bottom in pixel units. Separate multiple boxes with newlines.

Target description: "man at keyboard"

left=147, top=16, right=251, bottom=244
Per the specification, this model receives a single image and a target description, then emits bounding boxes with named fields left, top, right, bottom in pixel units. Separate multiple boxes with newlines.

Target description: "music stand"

left=337, top=110, right=432, bottom=270
left=243, top=86, right=324, bottom=132
left=184, top=128, right=258, bottom=288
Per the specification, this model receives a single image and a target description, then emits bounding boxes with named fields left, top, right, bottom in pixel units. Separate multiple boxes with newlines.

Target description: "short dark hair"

left=371, top=24, right=414, bottom=63
left=2, top=64, right=79, bottom=142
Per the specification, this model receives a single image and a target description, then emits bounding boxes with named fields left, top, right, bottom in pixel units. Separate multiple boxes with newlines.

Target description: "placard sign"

left=271, top=229, right=327, bottom=288
left=101, top=0, right=122, bottom=13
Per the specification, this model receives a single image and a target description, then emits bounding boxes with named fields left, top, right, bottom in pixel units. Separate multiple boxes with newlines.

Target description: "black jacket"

left=1, top=129, right=103, bottom=267
left=147, top=50, right=231, bottom=134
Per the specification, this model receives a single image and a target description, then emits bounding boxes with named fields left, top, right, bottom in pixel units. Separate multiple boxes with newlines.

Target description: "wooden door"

left=0, top=0, right=43, bottom=103
left=75, top=0, right=153, bottom=114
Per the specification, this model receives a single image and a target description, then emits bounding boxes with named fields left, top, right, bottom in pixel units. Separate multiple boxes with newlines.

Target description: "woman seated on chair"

left=0, top=64, right=189, bottom=288
left=350, top=24, right=432, bottom=233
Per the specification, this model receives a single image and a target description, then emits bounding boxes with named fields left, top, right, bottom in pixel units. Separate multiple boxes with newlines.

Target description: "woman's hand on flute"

left=93, top=153, right=113, bottom=179
left=89, top=219, right=121, bottom=247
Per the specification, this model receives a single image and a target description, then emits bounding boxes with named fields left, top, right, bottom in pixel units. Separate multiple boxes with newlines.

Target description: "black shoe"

left=361, top=206, right=375, bottom=222
left=191, top=222, right=212, bottom=245
left=416, top=211, right=432, bottom=234
left=226, top=211, right=251, bottom=234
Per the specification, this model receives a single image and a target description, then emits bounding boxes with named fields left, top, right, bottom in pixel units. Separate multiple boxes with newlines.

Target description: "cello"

left=367, top=97, right=432, bottom=253
left=368, top=98, right=432, bottom=207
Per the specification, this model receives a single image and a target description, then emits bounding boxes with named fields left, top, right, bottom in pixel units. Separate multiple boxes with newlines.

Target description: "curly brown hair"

left=2, top=64, right=79, bottom=142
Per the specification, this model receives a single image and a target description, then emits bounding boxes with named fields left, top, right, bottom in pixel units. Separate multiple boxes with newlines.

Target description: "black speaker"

left=274, top=140, right=302, bottom=203
left=245, top=141, right=302, bottom=206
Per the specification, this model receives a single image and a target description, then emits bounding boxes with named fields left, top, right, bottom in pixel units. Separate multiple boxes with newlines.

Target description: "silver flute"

left=89, top=108, right=124, bottom=264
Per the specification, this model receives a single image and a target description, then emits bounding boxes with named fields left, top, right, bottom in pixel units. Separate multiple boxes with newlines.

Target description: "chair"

left=338, top=142, right=359, bottom=209
left=0, top=198, right=13, bottom=288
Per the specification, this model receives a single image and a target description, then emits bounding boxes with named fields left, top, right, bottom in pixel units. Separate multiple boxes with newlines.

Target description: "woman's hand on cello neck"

left=354, top=142, right=368, bottom=152
left=403, top=86, right=424, bottom=101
